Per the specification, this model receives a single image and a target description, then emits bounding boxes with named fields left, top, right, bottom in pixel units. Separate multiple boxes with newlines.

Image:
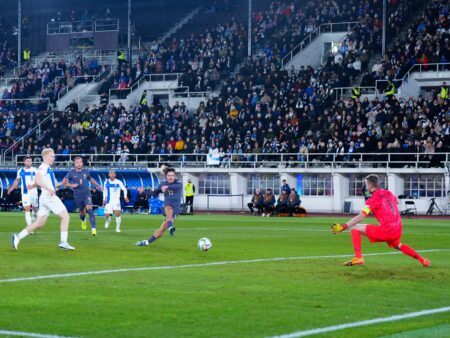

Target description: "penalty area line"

left=0, top=249, right=446, bottom=284
left=269, top=306, right=450, bottom=338
left=0, top=330, right=77, bottom=338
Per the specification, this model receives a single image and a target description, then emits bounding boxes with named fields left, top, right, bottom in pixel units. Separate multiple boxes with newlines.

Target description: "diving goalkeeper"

left=332, top=174, right=431, bottom=267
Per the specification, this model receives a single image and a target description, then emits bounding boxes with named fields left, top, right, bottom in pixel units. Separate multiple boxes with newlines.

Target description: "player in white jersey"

left=12, top=148, right=75, bottom=250
left=8, top=157, right=38, bottom=226
left=103, top=170, right=128, bottom=232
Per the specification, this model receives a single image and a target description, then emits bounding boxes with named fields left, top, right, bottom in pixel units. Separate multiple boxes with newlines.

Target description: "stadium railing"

left=333, top=86, right=378, bottom=99
left=2, top=109, right=54, bottom=161
left=9, top=152, right=450, bottom=169
left=281, top=21, right=359, bottom=68
left=108, top=73, right=182, bottom=100
left=57, top=65, right=112, bottom=100
left=47, top=19, right=119, bottom=35
left=374, top=63, right=450, bottom=95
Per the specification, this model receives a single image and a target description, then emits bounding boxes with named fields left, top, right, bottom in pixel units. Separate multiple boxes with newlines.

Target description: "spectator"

left=247, top=188, right=264, bottom=215
left=288, top=189, right=301, bottom=216
left=262, top=189, right=275, bottom=217
left=275, top=190, right=290, bottom=215
left=281, top=179, right=291, bottom=194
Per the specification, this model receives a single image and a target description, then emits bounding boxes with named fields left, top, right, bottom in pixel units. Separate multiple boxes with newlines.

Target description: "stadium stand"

left=0, top=15, right=18, bottom=77
left=0, top=0, right=448, bottom=214
left=2, top=57, right=110, bottom=104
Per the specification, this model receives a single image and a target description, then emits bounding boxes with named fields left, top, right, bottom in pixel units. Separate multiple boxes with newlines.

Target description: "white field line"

left=270, top=306, right=450, bottom=338
left=0, top=249, right=446, bottom=284
left=0, top=330, right=76, bottom=338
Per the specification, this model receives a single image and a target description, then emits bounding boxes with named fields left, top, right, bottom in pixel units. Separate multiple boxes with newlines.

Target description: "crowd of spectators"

left=1, top=57, right=108, bottom=105
left=51, top=8, right=115, bottom=23
left=0, top=0, right=449, bottom=170
left=105, top=17, right=247, bottom=96
left=2, top=78, right=448, bottom=169
left=0, top=16, right=18, bottom=77
left=364, top=0, right=450, bottom=89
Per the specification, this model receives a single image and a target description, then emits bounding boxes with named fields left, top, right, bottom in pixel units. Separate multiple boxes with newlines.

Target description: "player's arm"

left=119, top=181, right=129, bottom=203
left=62, top=175, right=78, bottom=188
left=8, top=177, right=21, bottom=194
left=27, top=182, right=37, bottom=189
left=35, top=170, right=55, bottom=196
left=102, top=182, right=108, bottom=206
left=139, top=185, right=161, bottom=197
left=332, top=205, right=370, bottom=234
left=163, top=181, right=183, bottom=191
left=89, top=178, right=103, bottom=191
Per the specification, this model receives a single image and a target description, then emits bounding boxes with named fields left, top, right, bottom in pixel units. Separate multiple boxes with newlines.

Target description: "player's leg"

left=56, top=209, right=74, bottom=250
left=23, top=205, right=32, bottom=226
left=104, top=213, right=111, bottom=228
left=30, top=194, right=38, bottom=223
left=31, top=205, right=38, bottom=223
left=21, top=195, right=33, bottom=226
left=86, top=202, right=97, bottom=236
left=114, top=209, right=122, bottom=232
left=393, top=242, right=431, bottom=267
left=77, top=198, right=87, bottom=230
left=48, top=195, right=74, bottom=249
left=136, top=206, right=173, bottom=246
left=104, top=203, right=113, bottom=228
left=12, top=214, right=49, bottom=250
left=344, top=224, right=367, bottom=266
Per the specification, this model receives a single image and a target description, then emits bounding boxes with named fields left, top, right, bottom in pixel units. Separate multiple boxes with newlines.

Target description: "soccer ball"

left=198, top=238, right=212, bottom=251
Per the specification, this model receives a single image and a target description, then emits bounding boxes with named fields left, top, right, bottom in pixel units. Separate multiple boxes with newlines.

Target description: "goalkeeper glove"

left=331, top=223, right=348, bottom=234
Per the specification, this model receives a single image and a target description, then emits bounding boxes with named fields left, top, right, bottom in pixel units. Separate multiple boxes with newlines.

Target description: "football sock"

left=399, top=244, right=425, bottom=264
left=351, top=230, right=362, bottom=258
left=147, top=235, right=157, bottom=244
left=87, top=209, right=96, bottom=229
left=61, top=231, right=68, bottom=243
left=105, top=217, right=111, bottom=226
left=80, top=214, right=86, bottom=222
left=167, top=220, right=174, bottom=228
left=18, top=229, right=29, bottom=240
left=116, top=216, right=121, bottom=230
left=25, top=211, right=32, bottom=226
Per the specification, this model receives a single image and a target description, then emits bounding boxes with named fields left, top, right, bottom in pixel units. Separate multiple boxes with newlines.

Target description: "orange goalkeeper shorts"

left=366, top=225, right=401, bottom=248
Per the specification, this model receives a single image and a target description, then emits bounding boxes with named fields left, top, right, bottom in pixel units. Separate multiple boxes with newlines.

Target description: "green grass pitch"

left=0, top=212, right=449, bottom=338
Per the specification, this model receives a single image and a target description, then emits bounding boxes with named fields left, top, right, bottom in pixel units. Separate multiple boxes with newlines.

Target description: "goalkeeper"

left=331, top=174, right=431, bottom=267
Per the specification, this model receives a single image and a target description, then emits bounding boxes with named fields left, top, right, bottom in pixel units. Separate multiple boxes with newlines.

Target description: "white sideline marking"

left=270, top=306, right=450, bottom=338
left=0, top=330, right=76, bottom=338
left=0, top=249, right=445, bottom=284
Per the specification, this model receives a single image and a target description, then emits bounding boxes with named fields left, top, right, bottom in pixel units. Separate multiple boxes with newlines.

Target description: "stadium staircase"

left=1, top=110, right=55, bottom=165
left=281, top=22, right=358, bottom=71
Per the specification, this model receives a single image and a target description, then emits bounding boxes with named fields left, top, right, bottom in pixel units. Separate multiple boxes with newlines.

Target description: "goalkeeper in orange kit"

left=332, top=174, right=431, bottom=267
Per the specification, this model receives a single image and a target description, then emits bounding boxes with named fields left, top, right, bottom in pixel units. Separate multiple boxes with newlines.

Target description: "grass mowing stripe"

left=0, top=330, right=76, bottom=338
left=0, top=249, right=446, bottom=284
left=270, top=306, right=450, bottom=338
left=2, top=226, right=449, bottom=236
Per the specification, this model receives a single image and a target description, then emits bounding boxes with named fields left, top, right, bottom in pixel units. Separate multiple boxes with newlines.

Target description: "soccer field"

left=0, top=213, right=449, bottom=338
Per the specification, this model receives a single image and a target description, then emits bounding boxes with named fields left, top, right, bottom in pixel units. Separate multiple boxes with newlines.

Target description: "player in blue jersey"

left=136, top=166, right=182, bottom=247
left=61, top=157, right=103, bottom=236
left=8, top=157, right=38, bottom=227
